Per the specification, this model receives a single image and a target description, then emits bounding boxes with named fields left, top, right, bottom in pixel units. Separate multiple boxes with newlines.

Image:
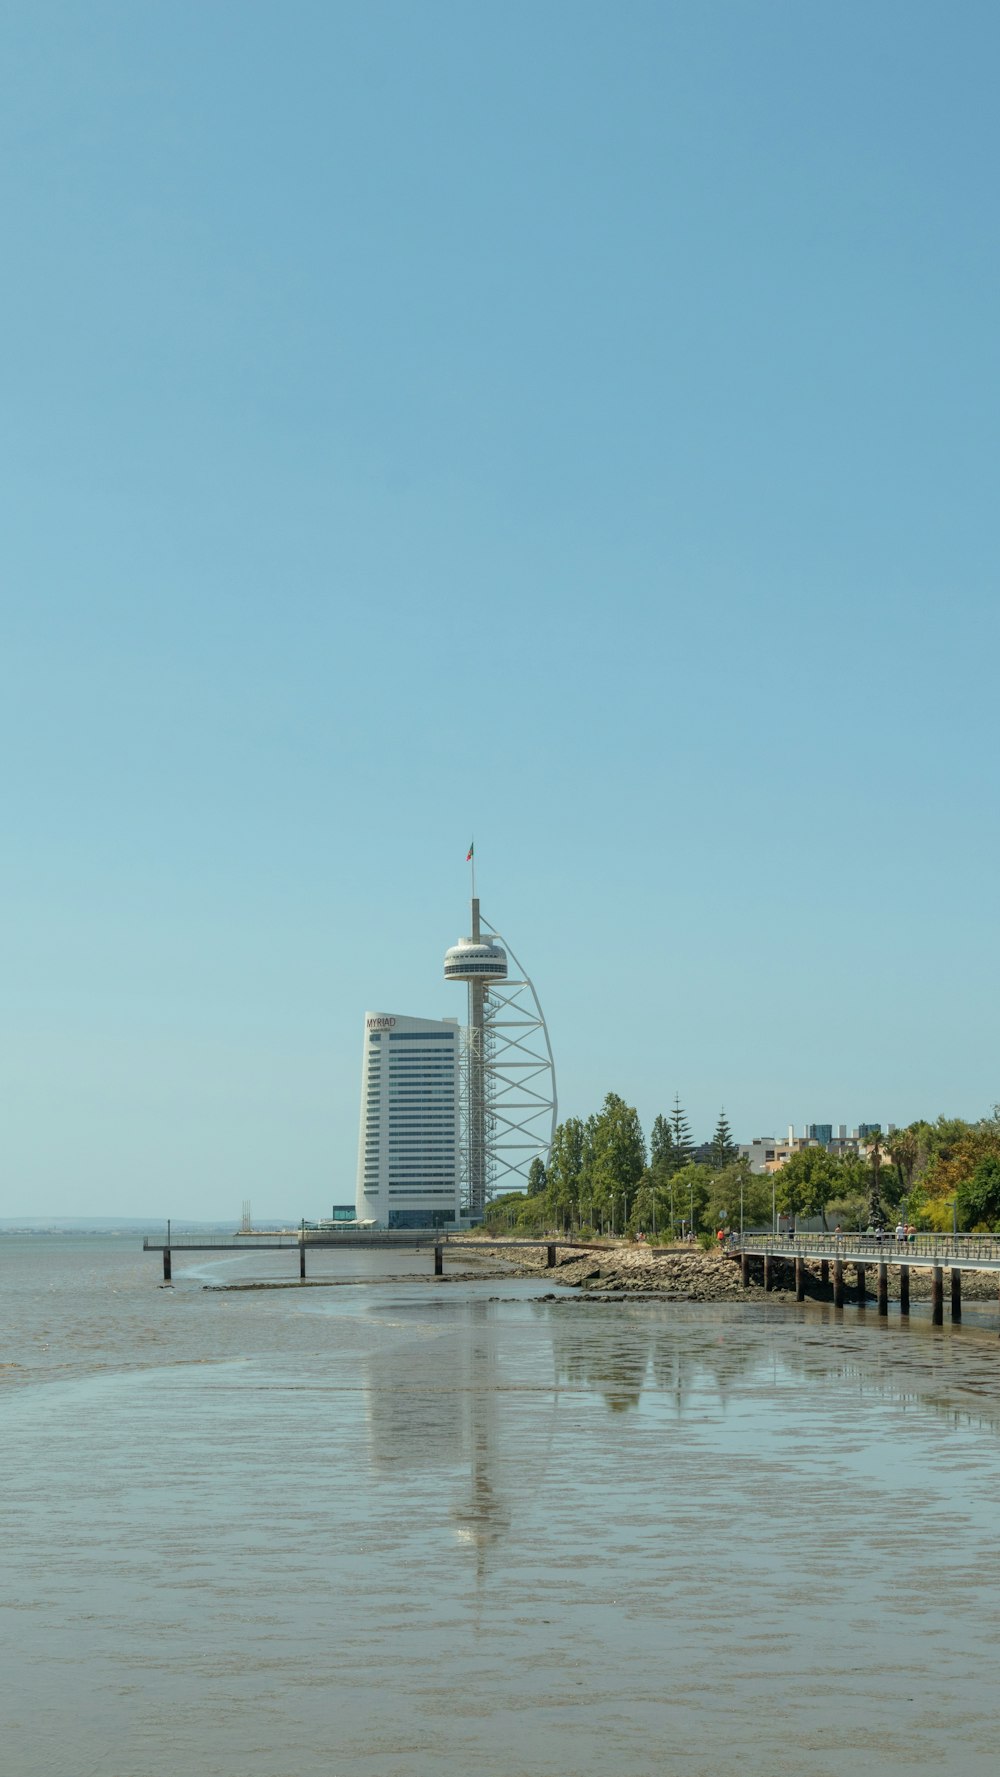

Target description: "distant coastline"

left=0, top=1218, right=284, bottom=1236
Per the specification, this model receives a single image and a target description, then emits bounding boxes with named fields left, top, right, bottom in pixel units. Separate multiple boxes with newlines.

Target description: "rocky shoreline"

left=476, top=1241, right=767, bottom=1300
left=472, top=1240, right=1000, bottom=1304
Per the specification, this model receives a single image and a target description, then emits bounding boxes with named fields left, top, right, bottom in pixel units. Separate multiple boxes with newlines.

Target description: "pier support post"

left=877, top=1263, right=888, bottom=1315
left=931, top=1266, right=943, bottom=1325
left=299, top=1241, right=306, bottom=1280
left=795, top=1256, right=805, bottom=1302
left=833, top=1259, right=844, bottom=1308
left=856, top=1263, right=866, bottom=1304
left=900, top=1265, right=910, bottom=1315
left=741, top=1252, right=750, bottom=1287
left=763, top=1254, right=773, bottom=1292
left=434, top=1244, right=444, bottom=1276
left=820, top=1259, right=829, bottom=1287
left=163, top=1247, right=172, bottom=1283
left=951, top=1267, right=962, bottom=1323
left=546, top=1244, right=557, bottom=1268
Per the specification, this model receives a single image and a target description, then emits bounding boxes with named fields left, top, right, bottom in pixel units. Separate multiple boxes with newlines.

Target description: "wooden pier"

left=142, top=1230, right=585, bottom=1283
left=144, top=1228, right=1000, bottom=1329
left=734, top=1232, right=1000, bottom=1325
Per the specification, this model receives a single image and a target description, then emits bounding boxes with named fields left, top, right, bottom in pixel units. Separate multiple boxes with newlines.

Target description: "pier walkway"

left=142, top=1231, right=593, bottom=1282
left=735, top=1231, right=1000, bottom=1270
left=733, top=1231, right=1000, bottom=1323
left=143, top=1229, right=1000, bottom=1328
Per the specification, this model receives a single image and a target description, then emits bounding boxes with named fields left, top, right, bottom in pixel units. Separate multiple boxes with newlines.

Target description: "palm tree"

left=865, top=1128, right=885, bottom=1228
left=884, top=1127, right=917, bottom=1204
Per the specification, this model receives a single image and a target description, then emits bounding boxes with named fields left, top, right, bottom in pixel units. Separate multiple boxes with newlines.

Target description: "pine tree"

left=669, top=1096, right=695, bottom=1167
left=710, top=1108, right=738, bottom=1171
left=650, top=1113, right=677, bottom=1177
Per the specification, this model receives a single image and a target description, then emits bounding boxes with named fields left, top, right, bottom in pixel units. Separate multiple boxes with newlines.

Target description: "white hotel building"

left=354, top=1012, right=462, bottom=1228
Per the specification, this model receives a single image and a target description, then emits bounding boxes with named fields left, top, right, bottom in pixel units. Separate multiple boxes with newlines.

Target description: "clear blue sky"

left=3, top=2, right=999, bottom=1218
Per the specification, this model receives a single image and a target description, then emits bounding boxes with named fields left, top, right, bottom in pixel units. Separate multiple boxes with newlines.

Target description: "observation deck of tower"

left=444, top=894, right=556, bottom=1216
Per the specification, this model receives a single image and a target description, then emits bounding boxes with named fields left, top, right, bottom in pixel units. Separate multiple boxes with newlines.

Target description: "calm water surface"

left=2, top=1237, right=1000, bottom=1776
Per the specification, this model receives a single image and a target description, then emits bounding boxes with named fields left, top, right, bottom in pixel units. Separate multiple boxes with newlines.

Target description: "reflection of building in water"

left=361, top=1303, right=539, bottom=1579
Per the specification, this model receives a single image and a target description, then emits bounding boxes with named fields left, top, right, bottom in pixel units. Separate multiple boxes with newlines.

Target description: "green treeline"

left=493, top=1098, right=1000, bottom=1238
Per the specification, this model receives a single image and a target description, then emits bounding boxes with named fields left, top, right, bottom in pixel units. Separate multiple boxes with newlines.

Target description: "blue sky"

left=3, top=2, right=999, bottom=1217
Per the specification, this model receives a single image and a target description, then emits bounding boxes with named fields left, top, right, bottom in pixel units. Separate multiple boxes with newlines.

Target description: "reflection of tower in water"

left=360, top=1300, right=570, bottom=1584
left=360, top=1302, right=512, bottom=1579
left=449, top=1309, right=512, bottom=1578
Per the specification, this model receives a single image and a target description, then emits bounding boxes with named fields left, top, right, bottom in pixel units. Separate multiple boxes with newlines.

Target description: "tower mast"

left=444, top=874, right=557, bottom=1214
left=468, top=895, right=486, bottom=1215
left=444, top=888, right=507, bottom=1216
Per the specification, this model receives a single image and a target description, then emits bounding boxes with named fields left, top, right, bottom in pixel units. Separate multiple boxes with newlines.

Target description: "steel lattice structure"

left=479, top=919, right=557, bottom=1201
left=445, top=900, right=556, bottom=1212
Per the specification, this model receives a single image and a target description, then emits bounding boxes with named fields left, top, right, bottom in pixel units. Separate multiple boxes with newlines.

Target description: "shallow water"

left=2, top=1237, right=1000, bottom=1775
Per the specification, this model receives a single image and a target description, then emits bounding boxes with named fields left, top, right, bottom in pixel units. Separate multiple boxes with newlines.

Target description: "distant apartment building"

left=742, top=1138, right=780, bottom=1174
left=742, top=1121, right=891, bottom=1174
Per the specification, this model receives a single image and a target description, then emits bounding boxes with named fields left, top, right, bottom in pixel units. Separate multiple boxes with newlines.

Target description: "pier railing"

left=734, top=1231, right=1000, bottom=1270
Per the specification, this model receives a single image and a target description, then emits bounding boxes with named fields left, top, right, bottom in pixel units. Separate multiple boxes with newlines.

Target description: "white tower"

left=444, top=898, right=556, bottom=1213
left=444, top=899, right=508, bottom=1216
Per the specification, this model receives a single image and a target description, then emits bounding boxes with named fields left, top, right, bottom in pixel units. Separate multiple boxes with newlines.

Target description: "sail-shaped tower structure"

left=444, top=898, right=556, bottom=1214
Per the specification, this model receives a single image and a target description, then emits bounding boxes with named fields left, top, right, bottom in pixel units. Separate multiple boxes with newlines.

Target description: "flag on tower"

left=466, top=841, right=474, bottom=862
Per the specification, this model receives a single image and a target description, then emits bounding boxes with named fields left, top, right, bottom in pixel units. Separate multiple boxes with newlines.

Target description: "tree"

left=773, top=1146, right=841, bottom=1228
left=632, top=1168, right=658, bottom=1236
left=590, top=1093, right=647, bottom=1232
left=775, top=1159, right=808, bottom=1225
left=484, top=1190, right=532, bottom=1233
left=547, top=1117, right=588, bottom=1229
left=706, top=1156, right=769, bottom=1232
left=710, top=1109, right=738, bottom=1171
left=957, top=1157, right=1000, bottom=1230
left=669, top=1096, right=695, bottom=1168
left=864, top=1128, right=885, bottom=1227
left=527, top=1157, right=547, bottom=1197
left=919, top=1111, right=1000, bottom=1229
left=884, top=1127, right=918, bottom=1203
left=673, top=1162, right=712, bottom=1235
left=826, top=1155, right=869, bottom=1230
left=650, top=1113, right=677, bottom=1176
